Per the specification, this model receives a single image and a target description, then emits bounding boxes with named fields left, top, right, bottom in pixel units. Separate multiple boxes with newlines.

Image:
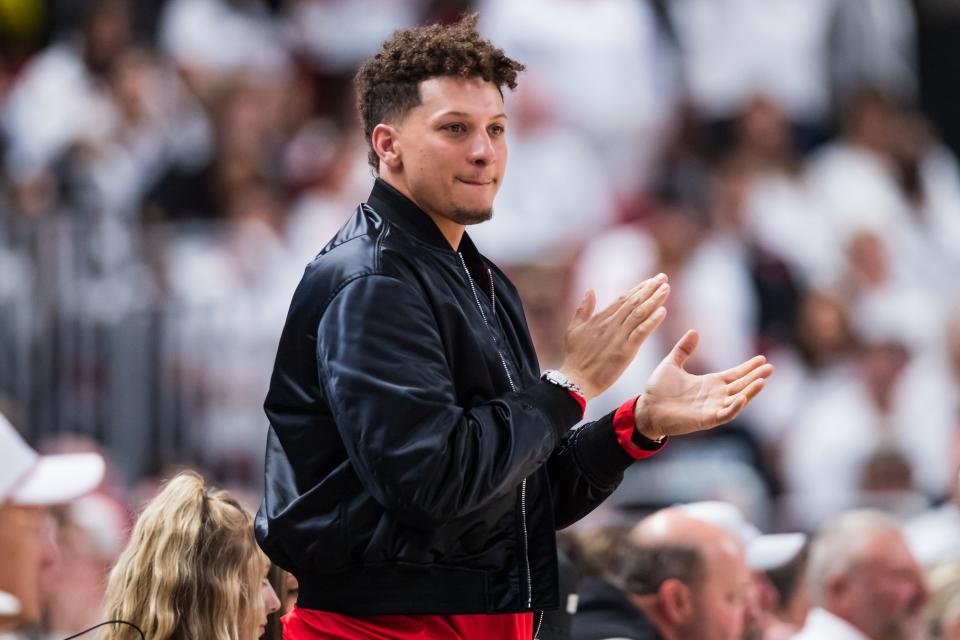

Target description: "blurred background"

left=2, top=0, right=960, bottom=632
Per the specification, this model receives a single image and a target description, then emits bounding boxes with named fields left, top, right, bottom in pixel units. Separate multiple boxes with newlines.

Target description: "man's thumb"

left=574, top=290, right=596, bottom=323
left=669, top=330, right=699, bottom=368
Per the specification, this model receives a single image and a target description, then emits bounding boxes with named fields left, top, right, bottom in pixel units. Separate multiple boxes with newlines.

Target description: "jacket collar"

left=366, top=178, right=457, bottom=252
left=365, top=179, right=489, bottom=282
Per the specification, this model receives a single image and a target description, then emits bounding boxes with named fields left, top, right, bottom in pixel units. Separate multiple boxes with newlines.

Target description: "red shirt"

left=283, top=608, right=533, bottom=639
left=282, top=394, right=665, bottom=640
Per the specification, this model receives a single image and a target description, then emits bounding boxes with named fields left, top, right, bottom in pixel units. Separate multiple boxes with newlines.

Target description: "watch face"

left=546, top=370, right=568, bottom=386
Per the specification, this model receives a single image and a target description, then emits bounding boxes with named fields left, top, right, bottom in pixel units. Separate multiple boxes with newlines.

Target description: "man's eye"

left=490, top=125, right=505, bottom=136
left=445, top=123, right=466, bottom=133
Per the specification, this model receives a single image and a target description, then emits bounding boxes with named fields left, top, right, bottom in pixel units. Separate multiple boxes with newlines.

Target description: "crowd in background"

left=3, top=0, right=960, bottom=637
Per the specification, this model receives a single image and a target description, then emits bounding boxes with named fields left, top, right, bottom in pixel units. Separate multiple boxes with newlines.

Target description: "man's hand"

left=633, top=330, right=773, bottom=440
left=559, top=274, right=670, bottom=401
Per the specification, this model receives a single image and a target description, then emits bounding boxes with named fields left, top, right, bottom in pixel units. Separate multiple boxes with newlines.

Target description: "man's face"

left=387, top=76, right=508, bottom=229
left=0, top=504, right=56, bottom=627
left=681, top=540, right=750, bottom=640
left=836, top=532, right=927, bottom=640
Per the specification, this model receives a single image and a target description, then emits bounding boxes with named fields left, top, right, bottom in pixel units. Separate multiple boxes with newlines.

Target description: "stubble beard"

left=450, top=208, right=494, bottom=226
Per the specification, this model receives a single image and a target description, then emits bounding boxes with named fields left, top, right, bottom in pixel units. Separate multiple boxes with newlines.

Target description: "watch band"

left=540, top=369, right=585, bottom=400
left=632, top=427, right=666, bottom=447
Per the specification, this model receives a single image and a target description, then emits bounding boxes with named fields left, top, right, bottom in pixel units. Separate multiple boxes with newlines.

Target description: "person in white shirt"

left=793, top=510, right=927, bottom=640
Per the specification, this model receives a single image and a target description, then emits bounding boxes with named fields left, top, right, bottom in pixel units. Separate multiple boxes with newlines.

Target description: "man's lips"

left=456, top=177, right=494, bottom=186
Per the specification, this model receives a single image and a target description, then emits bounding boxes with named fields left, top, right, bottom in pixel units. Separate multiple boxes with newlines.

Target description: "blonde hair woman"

left=101, top=472, right=280, bottom=640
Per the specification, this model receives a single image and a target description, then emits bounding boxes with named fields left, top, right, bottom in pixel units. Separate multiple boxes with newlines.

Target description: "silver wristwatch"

left=540, top=369, right=585, bottom=399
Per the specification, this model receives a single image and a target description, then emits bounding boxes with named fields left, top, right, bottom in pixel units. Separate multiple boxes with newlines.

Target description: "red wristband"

left=614, top=396, right=667, bottom=460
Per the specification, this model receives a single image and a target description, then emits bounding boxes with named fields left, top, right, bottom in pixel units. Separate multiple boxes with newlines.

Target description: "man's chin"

left=451, top=207, right=493, bottom=226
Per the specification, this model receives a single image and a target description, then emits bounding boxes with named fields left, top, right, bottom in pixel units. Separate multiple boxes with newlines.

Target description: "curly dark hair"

left=355, top=13, right=525, bottom=172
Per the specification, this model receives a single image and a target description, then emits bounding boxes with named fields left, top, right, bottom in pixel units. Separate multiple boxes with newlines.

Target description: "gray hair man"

left=794, top=510, right=927, bottom=640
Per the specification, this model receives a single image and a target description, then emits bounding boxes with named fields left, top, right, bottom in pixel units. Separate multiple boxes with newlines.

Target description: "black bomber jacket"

left=255, top=178, right=639, bottom=615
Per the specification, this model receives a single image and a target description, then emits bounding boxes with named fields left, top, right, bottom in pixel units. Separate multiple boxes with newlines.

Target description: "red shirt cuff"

left=567, top=389, right=586, bottom=417
left=614, top=396, right=667, bottom=460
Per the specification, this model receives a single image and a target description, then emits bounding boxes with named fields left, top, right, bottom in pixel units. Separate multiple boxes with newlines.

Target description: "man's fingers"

left=720, top=355, right=767, bottom=383
left=627, top=306, right=667, bottom=346
left=721, top=378, right=766, bottom=413
left=725, top=363, right=774, bottom=395
left=595, top=282, right=645, bottom=321
left=621, top=282, right=670, bottom=327
left=602, top=274, right=668, bottom=323
left=668, top=330, right=699, bottom=368
left=717, top=394, right=747, bottom=423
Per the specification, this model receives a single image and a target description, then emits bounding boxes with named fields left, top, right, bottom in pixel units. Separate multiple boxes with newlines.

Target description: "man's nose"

left=40, top=516, right=60, bottom=569
left=467, top=131, right=495, bottom=166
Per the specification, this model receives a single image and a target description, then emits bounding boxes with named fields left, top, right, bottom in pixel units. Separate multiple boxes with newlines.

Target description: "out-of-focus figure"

left=794, top=510, right=927, bottom=640
left=100, top=471, right=280, bottom=640
left=572, top=508, right=751, bottom=640
left=0, top=412, right=105, bottom=637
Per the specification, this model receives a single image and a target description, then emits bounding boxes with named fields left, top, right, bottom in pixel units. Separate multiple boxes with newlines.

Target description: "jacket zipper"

left=458, top=254, right=537, bottom=621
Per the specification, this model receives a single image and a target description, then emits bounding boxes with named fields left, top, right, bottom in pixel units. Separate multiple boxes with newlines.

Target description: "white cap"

left=0, top=413, right=105, bottom=506
left=676, top=501, right=807, bottom=571
left=0, top=590, right=20, bottom=616
left=746, top=533, right=808, bottom=572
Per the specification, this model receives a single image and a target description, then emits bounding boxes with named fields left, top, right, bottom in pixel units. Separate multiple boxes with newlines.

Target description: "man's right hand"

left=558, top=274, right=670, bottom=401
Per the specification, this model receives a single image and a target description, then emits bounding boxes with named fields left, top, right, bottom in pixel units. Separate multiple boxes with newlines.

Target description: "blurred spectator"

left=796, top=509, right=927, bottom=640
left=808, top=90, right=960, bottom=333
left=723, top=97, right=842, bottom=289
left=159, top=0, right=288, bottom=99
left=926, top=560, right=960, bottom=640
left=2, top=0, right=132, bottom=209
left=673, top=501, right=808, bottom=640
left=0, top=411, right=105, bottom=636
left=479, top=0, right=681, bottom=192
left=144, top=79, right=282, bottom=222
left=161, top=182, right=301, bottom=481
left=100, top=471, right=280, bottom=640
left=572, top=508, right=750, bottom=640
left=745, top=290, right=857, bottom=449
left=287, top=0, right=425, bottom=76
left=757, top=538, right=810, bottom=640
left=261, top=564, right=297, bottom=640
left=41, top=492, right=127, bottom=637
left=781, top=328, right=955, bottom=528
left=670, top=0, right=838, bottom=129
left=567, top=525, right=633, bottom=581
left=669, top=0, right=916, bottom=146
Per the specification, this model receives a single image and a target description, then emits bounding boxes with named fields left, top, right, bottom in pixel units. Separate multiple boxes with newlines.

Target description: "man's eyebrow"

left=435, top=110, right=508, bottom=120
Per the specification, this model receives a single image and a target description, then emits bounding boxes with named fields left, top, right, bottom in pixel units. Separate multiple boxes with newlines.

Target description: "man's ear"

left=659, top=578, right=694, bottom=626
left=826, top=572, right=848, bottom=604
left=372, top=123, right=402, bottom=171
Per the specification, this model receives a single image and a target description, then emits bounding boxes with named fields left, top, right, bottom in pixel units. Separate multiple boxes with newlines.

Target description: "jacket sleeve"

left=546, top=412, right=638, bottom=529
left=317, top=272, right=582, bottom=529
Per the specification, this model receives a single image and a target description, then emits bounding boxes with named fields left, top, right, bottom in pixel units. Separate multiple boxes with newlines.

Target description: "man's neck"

left=378, top=174, right=465, bottom=250
left=629, top=595, right=678, bottom=640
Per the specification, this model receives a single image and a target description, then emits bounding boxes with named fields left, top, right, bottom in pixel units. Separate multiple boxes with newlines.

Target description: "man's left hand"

left=633, top=330, right=773, bottom=441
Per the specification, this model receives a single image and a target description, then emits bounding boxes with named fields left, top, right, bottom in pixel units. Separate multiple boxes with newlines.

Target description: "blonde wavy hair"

left=101, top=472, right=265, bottom=640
